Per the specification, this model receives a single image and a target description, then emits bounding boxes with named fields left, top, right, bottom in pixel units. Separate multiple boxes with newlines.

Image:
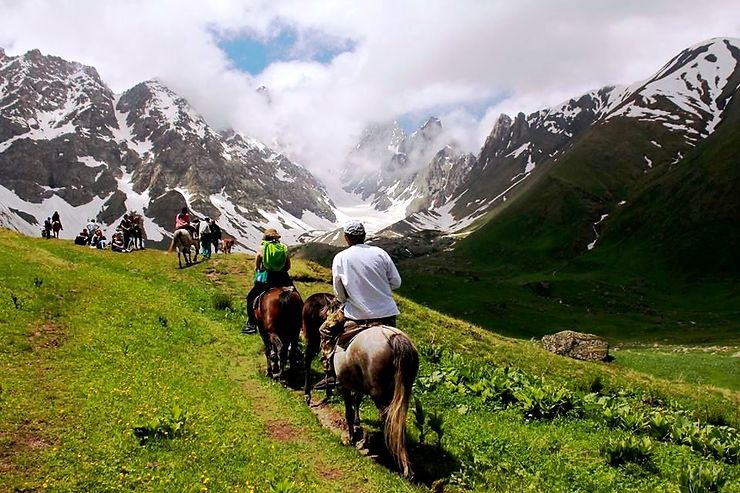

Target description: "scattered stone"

left=541, top=330, right=609, bottom=362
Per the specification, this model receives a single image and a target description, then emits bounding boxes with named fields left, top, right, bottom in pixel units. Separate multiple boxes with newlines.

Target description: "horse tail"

left=279, top=287, right=303, bottom=331
left=384, top=332, right=419, bottom=478
left=168, top=231, right=178, bottom=253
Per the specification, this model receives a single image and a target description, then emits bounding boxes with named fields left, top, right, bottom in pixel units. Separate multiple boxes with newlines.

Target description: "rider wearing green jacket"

left=243, top=228, right=294, bottom=334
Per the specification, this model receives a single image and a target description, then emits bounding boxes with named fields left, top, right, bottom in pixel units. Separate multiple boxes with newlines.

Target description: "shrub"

left=211, top=292, right=233, bottom=311
left=602, top=436, right=654, bottom=468
left=678, top=463, right=727, bottom=493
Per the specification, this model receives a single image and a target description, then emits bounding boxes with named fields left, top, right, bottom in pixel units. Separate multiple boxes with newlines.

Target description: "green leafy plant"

left=515, top=384, right=574, bottom=420
left=33, top=276, right=43, bottom=288
left=419, top=342, right=444, bottom=364
left=428, top=411, right=444, bottom=447
left=157, top=315, right=169, bottom=329
left=648, top=411, right=674, bottom=440
left=132, top=404, right=188, bottom=445
left=269, top=478, right=299, bottom=493
left=602, top=436, right=654, bottom=468
left=413, top=397, right=427, bottom=445
left=678, top=463, right=727, bottom=493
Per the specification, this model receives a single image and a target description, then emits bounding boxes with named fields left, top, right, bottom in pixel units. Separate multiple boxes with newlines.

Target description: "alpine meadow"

left=1, top=3, right=739, bottom=493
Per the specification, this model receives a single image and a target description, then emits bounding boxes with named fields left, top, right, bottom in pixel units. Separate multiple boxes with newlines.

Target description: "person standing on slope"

left=199, top=217, right=212, bottom=259
left=314, top=220, right=402, bottom=390
left=243, top=228, right=294, bottom=334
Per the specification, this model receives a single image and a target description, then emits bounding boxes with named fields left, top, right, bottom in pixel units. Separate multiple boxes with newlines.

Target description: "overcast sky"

left=1, top=0, right=739, bottom=188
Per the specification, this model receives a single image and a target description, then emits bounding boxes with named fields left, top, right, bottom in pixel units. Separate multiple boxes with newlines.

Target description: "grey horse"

left=334, top=325, right=419, bottom=478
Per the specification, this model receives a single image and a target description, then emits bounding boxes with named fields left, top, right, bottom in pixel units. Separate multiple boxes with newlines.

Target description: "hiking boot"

left=313, top=375, right=336, bottom=390
left=241, top=322, right=258, bottom=335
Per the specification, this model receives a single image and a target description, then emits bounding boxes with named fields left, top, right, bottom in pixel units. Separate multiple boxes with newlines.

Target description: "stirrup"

left=313, top=375, right=336, bottom=390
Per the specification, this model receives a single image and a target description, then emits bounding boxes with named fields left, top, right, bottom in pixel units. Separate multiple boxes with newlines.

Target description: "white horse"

left=168, top=229, right=199, bottom=268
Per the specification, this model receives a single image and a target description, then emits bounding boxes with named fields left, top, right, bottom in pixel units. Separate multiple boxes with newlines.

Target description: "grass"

left=0, top=230, right=416, bottom=493
left=613, top=347, right=740, bottom=392
left=2, top=229, right=739, bottom=492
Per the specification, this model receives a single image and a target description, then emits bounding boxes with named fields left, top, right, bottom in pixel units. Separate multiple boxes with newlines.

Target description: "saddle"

left=336, top=320, right=385, bottom=350
left=253, top=286, right=294, bottom=311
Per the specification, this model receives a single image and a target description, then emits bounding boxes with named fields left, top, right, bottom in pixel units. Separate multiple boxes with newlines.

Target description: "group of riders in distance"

left=168, top=207, right=231, bottom=267
left=227, top=218, right=418, bottom=478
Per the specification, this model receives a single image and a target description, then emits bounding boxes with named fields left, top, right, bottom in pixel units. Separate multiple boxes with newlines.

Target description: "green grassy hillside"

left=2, top=230, right=739, bottom=492
left=397, top=92, right=740, bottom=348
left=598, top=85, right=740, bottom=279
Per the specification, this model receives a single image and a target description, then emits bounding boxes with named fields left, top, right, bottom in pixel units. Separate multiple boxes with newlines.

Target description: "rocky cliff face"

left=0, top=49, right=336, bottom=249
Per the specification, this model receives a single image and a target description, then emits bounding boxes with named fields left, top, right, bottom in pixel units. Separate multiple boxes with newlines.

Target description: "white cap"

left=344, top=220, right=365, bottom=236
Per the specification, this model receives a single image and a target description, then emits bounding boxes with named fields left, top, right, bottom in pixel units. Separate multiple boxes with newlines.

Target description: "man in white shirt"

left=315, top=220, right=402, bottom=389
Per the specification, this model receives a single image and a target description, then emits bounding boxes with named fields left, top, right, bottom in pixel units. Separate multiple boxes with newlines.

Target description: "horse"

left=254, top=286, right=303, bottom=380
left=301, top=292, right=338, bottom=402
left=168, top=229, right=199, bottom=268
left=222, top=238, right=235, bottom=254
left=302, top=293, right=419, bottom=478
left=51, top=220, right=63, bottom=238
left=335, top=326, right=418, bottom=478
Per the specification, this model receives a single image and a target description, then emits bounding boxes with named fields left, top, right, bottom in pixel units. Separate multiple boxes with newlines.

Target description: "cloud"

left=1, top=0, right=739, bottom=195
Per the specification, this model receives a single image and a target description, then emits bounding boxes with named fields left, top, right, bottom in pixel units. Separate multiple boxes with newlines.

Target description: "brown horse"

left=255, top=286, right=303, bottom=380
left=168, top=229, right=198, bottom=268
left=51, top=220, right=63, bottom=238
left=222, top=238, right=235, bottom=253
left=303, top=293, right=419, bottom=478
left=301, top=292, right=338, bottom=402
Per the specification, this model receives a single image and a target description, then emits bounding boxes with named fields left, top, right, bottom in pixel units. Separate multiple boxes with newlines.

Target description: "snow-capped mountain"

left=390, top=37, right=740, bottom=236
left=0, top=48, right=336, bottom=250
left=341, top=116, right=474, bottom=219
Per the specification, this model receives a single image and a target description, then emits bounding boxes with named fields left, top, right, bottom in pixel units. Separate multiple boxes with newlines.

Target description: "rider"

left=174, top=207, right=196, bottom=236
left=51, top=211, right=63, bottom=236
left=314, top=220, right=402, bottom=390
left=243, top=228, right=294, bottom=334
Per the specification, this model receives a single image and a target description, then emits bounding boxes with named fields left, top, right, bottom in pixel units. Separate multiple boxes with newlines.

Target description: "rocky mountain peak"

left=0, top=50, right=339, bottom=250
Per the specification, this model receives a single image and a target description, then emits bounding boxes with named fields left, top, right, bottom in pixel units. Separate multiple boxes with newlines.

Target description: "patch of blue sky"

left=217, top=25, right=354, bottom=75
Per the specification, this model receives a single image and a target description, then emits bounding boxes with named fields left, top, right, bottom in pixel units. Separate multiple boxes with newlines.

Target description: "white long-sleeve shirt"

left=332, top=243, right=401, bottom=320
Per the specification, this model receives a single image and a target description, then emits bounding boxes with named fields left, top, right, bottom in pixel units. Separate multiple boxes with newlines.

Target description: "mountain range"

left=1, top=38, right=739, bottom=265
left=0, top=48, right=336, bottom=250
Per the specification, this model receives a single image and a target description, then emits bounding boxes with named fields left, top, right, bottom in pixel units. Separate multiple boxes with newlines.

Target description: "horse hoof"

left=304, top=394, right=311, bottom=405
